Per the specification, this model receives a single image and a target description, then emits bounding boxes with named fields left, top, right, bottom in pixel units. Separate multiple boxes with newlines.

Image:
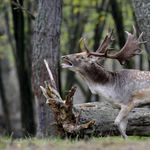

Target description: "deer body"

left=61, top=26, right=148, bottom=139
left=79, top=66, right=150, bottom=108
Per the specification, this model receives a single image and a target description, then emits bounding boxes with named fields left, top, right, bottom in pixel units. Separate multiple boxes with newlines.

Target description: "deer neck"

left=77, top=62, right=115, bottom=94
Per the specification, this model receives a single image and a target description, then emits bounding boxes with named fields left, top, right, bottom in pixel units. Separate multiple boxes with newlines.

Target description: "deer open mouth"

left=61, top=58, right=72, bottom=68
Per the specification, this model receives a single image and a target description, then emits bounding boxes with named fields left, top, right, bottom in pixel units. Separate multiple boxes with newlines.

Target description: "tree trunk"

left=0, top=53, right=11, bottom=135
left=11, top=0, right=35, bottom=136
left=40, top=60, right=150, bottom=138
left=110, top=0, right=134, bottom=69
left=0, top=18, right=11, bottom=135
left=132, top=0, right=150, bottom=69
left=32, top=0, right=63, bottom=138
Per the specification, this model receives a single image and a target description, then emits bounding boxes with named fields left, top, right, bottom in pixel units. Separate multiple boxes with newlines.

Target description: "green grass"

left=1, top=136, right=150, bottom=150
left=0, top=135, right=73, bottom=149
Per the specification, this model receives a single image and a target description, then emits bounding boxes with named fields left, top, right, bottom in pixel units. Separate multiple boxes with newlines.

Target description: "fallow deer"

left=61, top=26, right=149, bottom=139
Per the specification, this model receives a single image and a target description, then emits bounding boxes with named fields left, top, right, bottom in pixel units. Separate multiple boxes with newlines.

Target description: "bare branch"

left=44, top=59, right=57, bottom=90
left=9, top=132, right=14, bottom=146
left=63, top=120, right=95, bottom=133
left=11, top=0, right=35, bottom=20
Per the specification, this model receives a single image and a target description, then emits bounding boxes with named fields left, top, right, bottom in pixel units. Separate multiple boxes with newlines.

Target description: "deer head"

left=61, top=26, right=146, bottom=74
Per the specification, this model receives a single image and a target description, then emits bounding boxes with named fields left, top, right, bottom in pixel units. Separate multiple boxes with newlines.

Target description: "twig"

left=44, top=59, right=57, bottom=90
left=40, top=86, right=51, bottom=100
left=50, top=122, right=58, bottom=126
left=76, top=109, right=82, bottom=125
left=63, top=120, right=95, bottom=133
left=9, top=132, right=14, bottom=146
left=11, top=0, right=35, bottom=20
left=48, top=83, right=63, bottom=101
left=40, top=82, right=63, bottom=102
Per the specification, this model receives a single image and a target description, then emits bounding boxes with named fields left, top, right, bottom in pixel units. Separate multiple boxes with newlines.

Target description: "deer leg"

left=114, top=104, right=133, bottom=139
left=119, top=117, right=128, bottom=139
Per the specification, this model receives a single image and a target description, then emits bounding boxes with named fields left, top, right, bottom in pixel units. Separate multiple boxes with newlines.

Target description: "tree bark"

left=132, top=0, right=150, bottom=69
left=40, top=60, right=150, bottom=138
left=32, top=0, right=63, bottom=138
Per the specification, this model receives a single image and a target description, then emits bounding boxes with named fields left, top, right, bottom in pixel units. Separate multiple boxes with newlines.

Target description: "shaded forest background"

left=0, top=0, right=149, bottom=137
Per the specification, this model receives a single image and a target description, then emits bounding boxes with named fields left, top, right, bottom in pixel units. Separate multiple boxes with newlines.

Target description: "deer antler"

left=96, top=27, right=115, bottom=53
left=78, top=37, right=92, bottom=53
left=83, top=26, right=147, bottom=65
left=110, top=26, right=147, bottom=65
left=79, top=38, right=84, bottom=52
left=82, top=27, right=116, bottom=56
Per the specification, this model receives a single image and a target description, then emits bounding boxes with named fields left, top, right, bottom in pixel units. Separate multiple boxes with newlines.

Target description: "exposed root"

left=63, top=120, right=95, bottom=133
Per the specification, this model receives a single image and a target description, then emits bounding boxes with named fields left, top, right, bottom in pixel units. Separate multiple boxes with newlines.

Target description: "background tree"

left=132, top=0, right=150, bottom=69
left=32, top=0, right=63, bottom=137
left=11, top=0, right=35, bottom=136
left=0, top=29, right=11, bottom=135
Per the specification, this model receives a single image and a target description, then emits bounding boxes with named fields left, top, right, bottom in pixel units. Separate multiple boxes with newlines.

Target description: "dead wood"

left=40, top=60, right=150, bottom=138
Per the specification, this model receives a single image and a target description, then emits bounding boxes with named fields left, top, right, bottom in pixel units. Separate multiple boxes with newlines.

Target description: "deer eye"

left=79, top=56, right=84, bottom=59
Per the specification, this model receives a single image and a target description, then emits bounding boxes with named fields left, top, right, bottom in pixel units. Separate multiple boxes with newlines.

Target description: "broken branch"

left=11, top=0, right=35, bottom=20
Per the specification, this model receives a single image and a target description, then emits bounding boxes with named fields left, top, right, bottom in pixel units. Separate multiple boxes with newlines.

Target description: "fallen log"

left=40, top=60, right=150, bottom=138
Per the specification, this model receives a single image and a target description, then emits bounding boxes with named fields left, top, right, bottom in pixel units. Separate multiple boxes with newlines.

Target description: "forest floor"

left=1, top=136, right=150, bottom=150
